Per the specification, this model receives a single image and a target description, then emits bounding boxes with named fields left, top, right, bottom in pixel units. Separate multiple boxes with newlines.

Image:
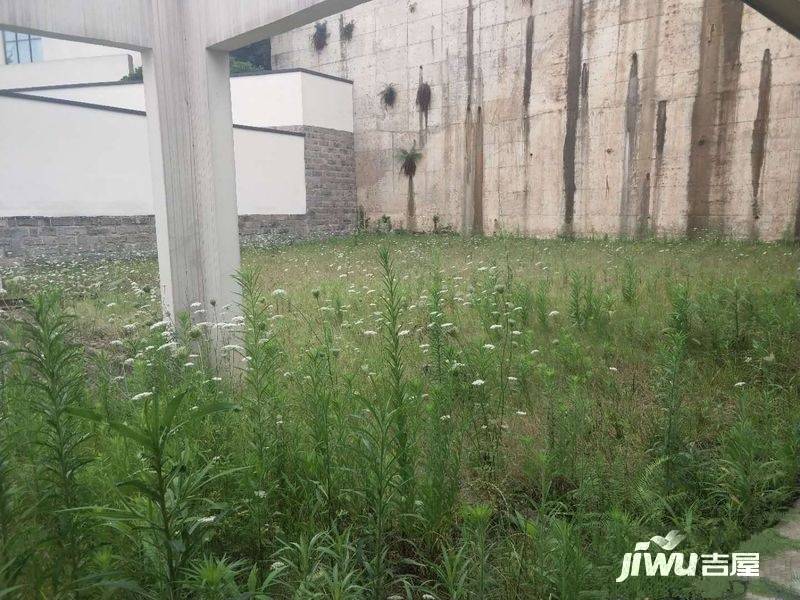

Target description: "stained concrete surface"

left=272, top=0, right=800, bottom=240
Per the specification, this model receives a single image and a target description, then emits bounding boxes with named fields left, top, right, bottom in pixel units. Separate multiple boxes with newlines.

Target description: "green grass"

left=1, top=233, right=800, bottom=599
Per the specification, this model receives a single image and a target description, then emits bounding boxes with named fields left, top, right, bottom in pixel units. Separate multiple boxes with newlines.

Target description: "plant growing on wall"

left=398, top=143, right=423, bottom=231
left=312, top=21, right=329, bottom=52
left=416, top=80, right=432, bottom=128
left=340, top=17, right=355, bottom=42
left=379, top=84, right=398, bottom=110
left=358, top=206, right=370, bottom=232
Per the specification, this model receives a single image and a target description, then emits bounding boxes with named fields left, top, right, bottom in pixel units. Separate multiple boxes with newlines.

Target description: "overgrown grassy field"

left=1, top=234, right=799, bottom=599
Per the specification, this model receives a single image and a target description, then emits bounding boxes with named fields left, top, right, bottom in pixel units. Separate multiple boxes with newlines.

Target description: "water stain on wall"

left=562, top=0, right=584, bottom=237
left=686, top=0, right=744, bottom=236
left=795, top=176, right=800, bottom=241
left=632, top=0, right=663, bottom=238
left=651, top=99, right=668, bottom=230
left=656, top=100, right=668, bottom=157
left=462, top=0, right=484, bottom=235
left=522, top=14, right=535, bottom=229
left=620, top=53, right=640, bottom=237
left=473, top=106, right=485, bottom=235
left=750, top=48, right=771, bottom=237
left=578, top=61, right=590, bottom=225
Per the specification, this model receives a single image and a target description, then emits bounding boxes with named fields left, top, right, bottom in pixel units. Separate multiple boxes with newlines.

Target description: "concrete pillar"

left=142, top=2, right=240, bottom=319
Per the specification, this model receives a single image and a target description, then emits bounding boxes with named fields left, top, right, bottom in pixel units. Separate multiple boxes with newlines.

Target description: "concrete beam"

left=742, top=0, right=800, bottom=39
left=0, top=0, right=151, bottom=50
left=205, top=0, right=370, bottom=51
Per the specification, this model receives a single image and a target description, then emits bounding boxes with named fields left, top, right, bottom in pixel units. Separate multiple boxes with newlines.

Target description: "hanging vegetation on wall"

left=380, top=84, right=398, bottom=109
left=398, top=143, right=422, bottom=231
left=416, top=80, right=432, bottom=128
left=312, top=21, right=329, bottom=52
left=340, top=17, right=355, bottom=42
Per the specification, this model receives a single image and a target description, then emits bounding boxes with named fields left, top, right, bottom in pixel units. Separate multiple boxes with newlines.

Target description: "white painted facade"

left=0, top=70, right=353, bottom=218
left=0, top=54, right=134, bottom=89
left=19, top=70, right=355, bottom=132
left=0, top=93, right=306, bottom=218
left=0, top=33, right=139, bottom=88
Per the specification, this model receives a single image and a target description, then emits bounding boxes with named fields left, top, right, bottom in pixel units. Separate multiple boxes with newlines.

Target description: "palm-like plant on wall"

left=379, top=83, right=398, bottom=110
left=398, top=143, right=422, bottom=232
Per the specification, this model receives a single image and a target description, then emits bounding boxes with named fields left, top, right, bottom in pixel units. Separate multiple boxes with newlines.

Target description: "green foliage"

left=379, top=84, right=397, bottom=109
left=16, top=293, right=91, bottom=594
left=2, top=236, right=799, bottom=599
left=312, top=21, right=329, bottom=52
left=74, top=389, right=236, bottom=597
left=398, top=143, right=422, bottom=180
left=229, top=59, right=261, bottom=75
left=340, top=19, right=356, bottom=43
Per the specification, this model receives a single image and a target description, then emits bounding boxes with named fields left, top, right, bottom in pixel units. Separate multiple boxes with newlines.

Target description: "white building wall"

left=0, top=93, right=306, bottom=217
left=0, top=54, right=133, bottom=89
left=39, top=37, right=141, bottom=65
left=20, top=71, right=354, bottom=132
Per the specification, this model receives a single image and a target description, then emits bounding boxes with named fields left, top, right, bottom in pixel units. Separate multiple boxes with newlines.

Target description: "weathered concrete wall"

left=271, top=0, right=800, bottom=240
left=0, top=126, right=356, bottom=260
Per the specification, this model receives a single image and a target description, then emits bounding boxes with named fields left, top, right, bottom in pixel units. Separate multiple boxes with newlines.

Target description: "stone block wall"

left=0, top=125, right=356, bottom=260
left=271, top=0, right=800, bottom=241
left=0, top=215, right=156, bottom=260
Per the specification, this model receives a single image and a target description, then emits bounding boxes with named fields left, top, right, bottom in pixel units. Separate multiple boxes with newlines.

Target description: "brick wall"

left=1, top=125, right=356, bottom=261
